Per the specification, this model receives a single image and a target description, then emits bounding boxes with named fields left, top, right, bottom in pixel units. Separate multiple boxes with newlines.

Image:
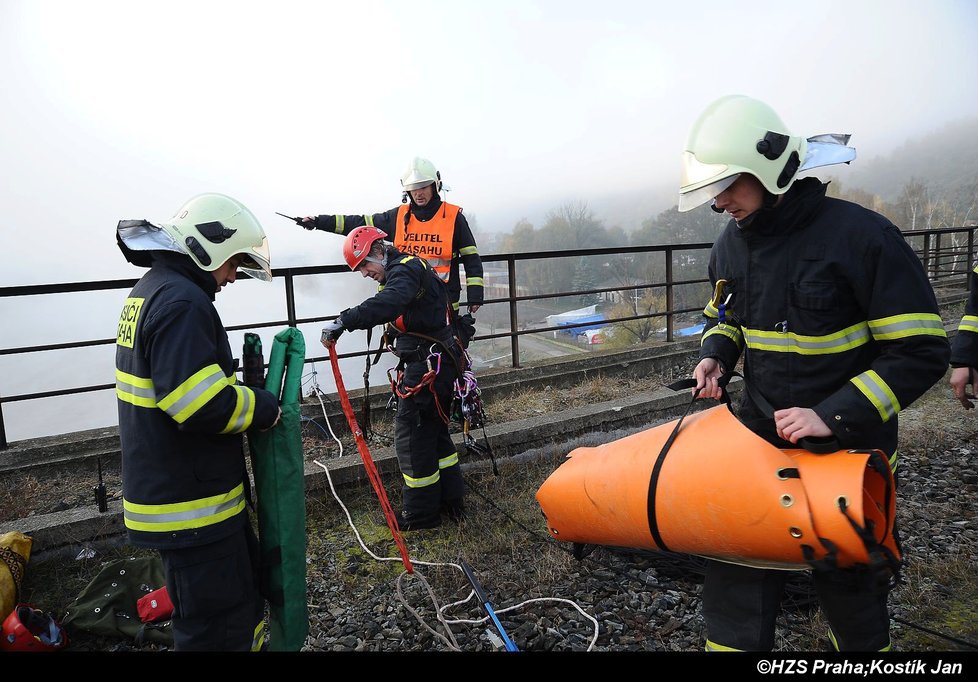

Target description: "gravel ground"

left=288, top=372, right=978, bottom=653
left=16, top=371, right=978, bottom=653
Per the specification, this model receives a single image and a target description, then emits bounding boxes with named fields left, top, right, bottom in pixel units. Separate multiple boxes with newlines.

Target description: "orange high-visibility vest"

left=394, top=203, right=459, bottom=283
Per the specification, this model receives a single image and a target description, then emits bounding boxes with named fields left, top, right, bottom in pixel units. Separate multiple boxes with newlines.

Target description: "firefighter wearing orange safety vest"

left=298, top=157, right=484, bottom=313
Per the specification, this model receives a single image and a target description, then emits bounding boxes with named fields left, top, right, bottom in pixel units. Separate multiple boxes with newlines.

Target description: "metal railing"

left=1, top=226, right=975, bottom=449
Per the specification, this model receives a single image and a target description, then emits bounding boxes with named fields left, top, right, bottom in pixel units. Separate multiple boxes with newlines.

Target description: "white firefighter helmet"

left=678, top=95, right=807, bottom=213
left=400, top=157, right=442, bottom=192
left=117, top=193, right=272, bottom=281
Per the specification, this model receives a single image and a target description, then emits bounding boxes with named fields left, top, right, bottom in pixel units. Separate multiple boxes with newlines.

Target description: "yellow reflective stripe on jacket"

left=958, top=315, right=978, bottom=334
left=123, top=483, right=246, bottom=532
left=427, top=257, right=452, bottom=281
left=889, top=450, right=899, bottom=474
left=702, top=323, right=743, bottom=348
left=221, top=384, right=257, bottom=434
left=334, top=215, right=346, bottom=234
left=252, top=619, right=266, bottom=652
left=744, top=322, right=870, bottom=355
left=458, top=245, right=478, bottom=256
left=116, top=369, right=157, bottom=408
left=466, top=277, right=484, bottom=287
left=364, top=215, right=374, bottom=227
left=868, top=313, right=946, bottom=341
left=851, top=370, right=901, bottom=422
left=439, top=452, right=459, bottom=469
left=705, top=639, right=742, bottom=652
left=403, top=470, right=440, bottom=489
left=157, top=364, right=230, bottom=424
left=703, top=301, right=719, bottom=319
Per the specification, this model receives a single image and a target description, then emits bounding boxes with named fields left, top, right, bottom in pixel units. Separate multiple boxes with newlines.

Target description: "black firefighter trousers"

left=159, top=520, right=265, bottom=651
left=394, top=356, right=464, bottom=524
left=702, top=560, right=891, bottom=651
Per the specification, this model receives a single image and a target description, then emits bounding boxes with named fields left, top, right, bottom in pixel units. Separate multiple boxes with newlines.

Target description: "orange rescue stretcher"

left=535, top=405, right=900, bottom=571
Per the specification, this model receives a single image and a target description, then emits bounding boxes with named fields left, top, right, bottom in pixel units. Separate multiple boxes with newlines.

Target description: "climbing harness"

left=452, top=353, right=497, bottom=474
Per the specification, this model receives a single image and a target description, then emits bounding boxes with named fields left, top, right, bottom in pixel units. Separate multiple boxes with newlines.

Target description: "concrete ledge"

left=0, top=340, right=701, bottom=474
left=4, top=378, right=741, bottom=561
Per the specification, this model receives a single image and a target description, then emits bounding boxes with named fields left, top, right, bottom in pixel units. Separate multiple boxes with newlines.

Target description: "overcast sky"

left=2, top=0, right=977, bottom=286
left=2, top=0, right=978, bottom=441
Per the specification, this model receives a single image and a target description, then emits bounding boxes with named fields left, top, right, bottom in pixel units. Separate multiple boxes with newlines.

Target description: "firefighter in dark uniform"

left=298, top=157, right=484, bottom=314
left=950, top=264, right=978, bottom=408
left=321, top=226, right=464, bottom=530
left=679, top=96, right=950, bottom=651
left=115, top=193, right=281, bottom=651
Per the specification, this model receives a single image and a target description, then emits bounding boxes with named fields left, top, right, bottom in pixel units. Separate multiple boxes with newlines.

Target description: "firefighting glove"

left=321, top=317, right=345, bottom=345
left=456, top=313, right=476, bottom=349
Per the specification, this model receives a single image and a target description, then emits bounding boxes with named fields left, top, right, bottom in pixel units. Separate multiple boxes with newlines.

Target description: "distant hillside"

left=479, top=118, right=978, bottom=239
left=839, top=117, right=978, bottom=211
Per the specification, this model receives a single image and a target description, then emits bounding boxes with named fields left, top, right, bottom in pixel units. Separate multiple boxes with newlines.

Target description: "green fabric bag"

left=247, top=327, right=309, bottom=651
left=61, top=556, right=173, bottom=647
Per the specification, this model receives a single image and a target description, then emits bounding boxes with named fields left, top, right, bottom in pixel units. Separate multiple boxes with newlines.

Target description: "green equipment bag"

left=61, top=556, right=173, bottom=647
left=247, top=327, right=309, bottom=651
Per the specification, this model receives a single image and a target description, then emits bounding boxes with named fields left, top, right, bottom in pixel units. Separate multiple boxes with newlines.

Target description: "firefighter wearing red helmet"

left=323, top=227, right=465, bottom=530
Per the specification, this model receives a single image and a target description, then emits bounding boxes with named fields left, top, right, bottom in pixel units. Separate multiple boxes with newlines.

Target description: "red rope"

left=328, top=345, right=414, bottom=574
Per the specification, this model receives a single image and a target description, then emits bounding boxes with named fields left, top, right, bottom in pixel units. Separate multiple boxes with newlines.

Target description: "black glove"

left=456, top=313, right=476, bottom=349
left=299, top=216, right=316, bottom=230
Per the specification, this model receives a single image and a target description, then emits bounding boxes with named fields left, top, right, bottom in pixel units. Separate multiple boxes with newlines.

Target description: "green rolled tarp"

left=247, top=327, right=308, bottom=651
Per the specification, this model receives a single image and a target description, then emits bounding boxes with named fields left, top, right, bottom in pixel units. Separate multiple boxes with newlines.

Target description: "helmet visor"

left=238, top=236, right=272, bottom=282
left=403, top=178, right=436, bottom=192
left=678, top=174, right=739, bottom=213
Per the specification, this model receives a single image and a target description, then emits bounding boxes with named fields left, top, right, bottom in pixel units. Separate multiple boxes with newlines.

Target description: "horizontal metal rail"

left=1, top=228, right=974, bottom=448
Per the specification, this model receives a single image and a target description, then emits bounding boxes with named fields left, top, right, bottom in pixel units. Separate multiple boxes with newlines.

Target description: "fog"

left=2, top=0, right=977, bottom=441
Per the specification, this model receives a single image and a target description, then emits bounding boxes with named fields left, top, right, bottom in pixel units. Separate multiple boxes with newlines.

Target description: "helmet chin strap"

left=363, top=244, right=390, bottom=268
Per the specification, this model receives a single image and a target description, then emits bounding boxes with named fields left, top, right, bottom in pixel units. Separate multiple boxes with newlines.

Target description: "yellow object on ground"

left=0, top=531, right=32, bottom=618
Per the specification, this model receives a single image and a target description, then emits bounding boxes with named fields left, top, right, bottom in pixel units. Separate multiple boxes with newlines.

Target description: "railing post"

left=665, top=248, right=675, bottom=342
left=922, top=232, right=933, bottom=282
left=284, top=271, right=298, bottom=328
left=969, top=229, right=975, bottom=271
left=934, top=232, right=943, bottom=281
left=0, top=401, right=7, bottom=450
left=508, top=257, right=521, bottom=368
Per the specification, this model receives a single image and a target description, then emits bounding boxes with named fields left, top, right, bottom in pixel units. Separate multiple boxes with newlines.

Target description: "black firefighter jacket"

left=339, top=248, right=451, bottom=341
left=699, top=178, right=950, bottom=460
left=950, top=262, right=978, bottom=367
left=115, top=252, right=279, bottom=549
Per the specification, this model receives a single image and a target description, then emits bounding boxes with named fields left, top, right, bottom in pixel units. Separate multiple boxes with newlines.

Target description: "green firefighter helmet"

left=400, top=157, right=442, bottom=192
left=157, top=193, right=272, bottom=281
left=678, top=95, right=807, bottom=212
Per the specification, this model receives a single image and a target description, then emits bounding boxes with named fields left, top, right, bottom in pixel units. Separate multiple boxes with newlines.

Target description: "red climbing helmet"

left=343, top=227, right=388, bottom=271
left=1, top=604, right=68, bottom=651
